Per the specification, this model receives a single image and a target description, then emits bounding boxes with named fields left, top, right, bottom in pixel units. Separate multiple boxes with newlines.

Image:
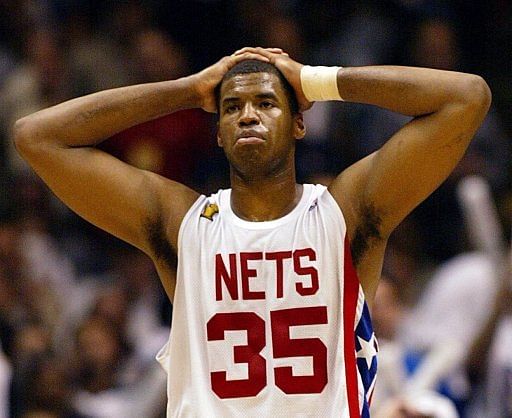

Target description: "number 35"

left=206, top=306, right=328, bottom=399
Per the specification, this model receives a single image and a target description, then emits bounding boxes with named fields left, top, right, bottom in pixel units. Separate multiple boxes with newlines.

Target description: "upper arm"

left=15, top=137, right=199, bottom=257
left=331, top=80, right=490, bottom=240
left=328, top=80, right=490, bottom=299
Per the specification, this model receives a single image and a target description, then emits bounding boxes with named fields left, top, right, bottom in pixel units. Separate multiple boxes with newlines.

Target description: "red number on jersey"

left=271, top=306, right=328, bottom=394
left=206, top=306, right=328, bottom=398
left=206, top=312, right=266, bottom=398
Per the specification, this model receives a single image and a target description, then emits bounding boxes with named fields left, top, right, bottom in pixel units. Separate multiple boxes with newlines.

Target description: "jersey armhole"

left=323, top=187, right=348, bottom=236
left=177, top=194, right=207, bottom=253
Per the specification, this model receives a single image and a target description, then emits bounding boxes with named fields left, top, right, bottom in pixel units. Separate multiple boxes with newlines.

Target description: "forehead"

left=220, top=72, right=285, bottom=100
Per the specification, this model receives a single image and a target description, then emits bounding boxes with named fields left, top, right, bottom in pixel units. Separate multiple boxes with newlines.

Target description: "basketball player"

left=13, top=47, right=490, bottom=417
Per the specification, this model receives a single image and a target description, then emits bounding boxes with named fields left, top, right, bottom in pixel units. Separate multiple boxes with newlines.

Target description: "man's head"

left=215, top=60, right=305, bottom=180
left=215, top=60, right=299, bottom=114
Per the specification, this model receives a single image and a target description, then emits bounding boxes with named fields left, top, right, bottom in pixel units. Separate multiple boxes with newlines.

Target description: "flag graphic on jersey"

left=343, top=236, right=378, bottom=418
left=355, top=303, right=378, bottom=417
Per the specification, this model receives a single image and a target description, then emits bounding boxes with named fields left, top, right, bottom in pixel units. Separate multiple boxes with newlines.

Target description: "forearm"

left=337, top=66, right=490, bottom=117
left=14, top=76, right=199, bottom=148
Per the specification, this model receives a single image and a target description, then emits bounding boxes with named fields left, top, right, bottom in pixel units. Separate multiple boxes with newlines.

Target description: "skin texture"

left=14, top=48, right=491, bottom=306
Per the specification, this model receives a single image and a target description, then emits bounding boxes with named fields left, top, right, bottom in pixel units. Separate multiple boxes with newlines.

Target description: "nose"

left=238, top=102, right=259, bottom=127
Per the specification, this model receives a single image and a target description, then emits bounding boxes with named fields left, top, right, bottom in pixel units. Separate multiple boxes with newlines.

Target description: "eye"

left=225, top=104, right=239, bottom=114
left=260, top=101, right=274, bottom=109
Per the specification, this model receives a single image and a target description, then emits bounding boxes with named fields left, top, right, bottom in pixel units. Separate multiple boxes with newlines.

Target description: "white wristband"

left=300, top=65, right=343, bottom=102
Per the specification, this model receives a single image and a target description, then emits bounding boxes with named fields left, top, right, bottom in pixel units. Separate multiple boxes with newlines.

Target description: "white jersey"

left=157, top=184, right=377, bottom=417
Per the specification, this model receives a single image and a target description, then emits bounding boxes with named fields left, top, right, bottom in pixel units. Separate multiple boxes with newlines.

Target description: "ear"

left=293, top=113, right=306, bottom=140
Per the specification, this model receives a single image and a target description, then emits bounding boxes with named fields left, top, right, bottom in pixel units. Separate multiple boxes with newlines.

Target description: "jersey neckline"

left=220, top=184, right=313, bottom=230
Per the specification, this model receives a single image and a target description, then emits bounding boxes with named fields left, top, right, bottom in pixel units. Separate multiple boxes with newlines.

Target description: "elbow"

left=13, top=117, right=33, bottom=156
left=13, top=116, right=43, bottom=158
left=461, top=74, right=492, bottom=114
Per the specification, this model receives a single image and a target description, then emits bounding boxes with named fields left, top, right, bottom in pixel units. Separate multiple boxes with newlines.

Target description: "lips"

left=236, top=136, right=265, bottom=145
left=236, top=130, right=266, bottom=145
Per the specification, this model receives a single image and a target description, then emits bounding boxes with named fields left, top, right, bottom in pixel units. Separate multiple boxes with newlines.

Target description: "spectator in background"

left=0, top=175, right=79, bottom=334
left=63, top=7, right=130, bottom=94
left=102, top=247, right=170, bottom=360
left=465, top=266, right=512, bottom=418
left=477, top=303, right=512, bottom=417
left=100, top=28, right=215, bottom=191
left=382, top=218, right=430, bottom=306
left=0, top=212, right=59, bottom=344
left=0, top=28, right=75, bottom=173
left=399, top=251, right=501, bottom=415
left=371, top=274, right=410, bottom=410
left=371, top=274, right=460, bottom=417
left=71, top=315, right=132, bottom=417
left=9, top=323, right=53, bottom=417
left=70, top=310, right=166, bottom=418
left=301, top=1, right=404, bottom=180
left=16, top=354, right=86, bottom=418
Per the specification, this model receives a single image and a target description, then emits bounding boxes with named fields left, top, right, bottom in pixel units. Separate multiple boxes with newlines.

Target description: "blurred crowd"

left=0, top=1, right=510, bottom=417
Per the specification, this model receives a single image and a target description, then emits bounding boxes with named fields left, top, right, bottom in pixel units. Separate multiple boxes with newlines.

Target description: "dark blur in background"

left=0, top=1, right=510, bottom=417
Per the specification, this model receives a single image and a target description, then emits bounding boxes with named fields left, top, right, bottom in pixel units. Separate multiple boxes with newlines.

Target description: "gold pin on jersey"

left=200, top=203, right=219, bottom=221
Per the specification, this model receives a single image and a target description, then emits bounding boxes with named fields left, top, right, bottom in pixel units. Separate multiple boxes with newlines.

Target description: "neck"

left=230, top=165, right=302, bottom=222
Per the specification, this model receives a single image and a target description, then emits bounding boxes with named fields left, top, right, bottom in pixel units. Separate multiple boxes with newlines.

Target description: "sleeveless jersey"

left=157, top=184, right=378, bottom=417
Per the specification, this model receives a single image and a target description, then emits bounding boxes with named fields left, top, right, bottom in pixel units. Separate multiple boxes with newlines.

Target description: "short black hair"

left=215, top=60, right=299, bottom=114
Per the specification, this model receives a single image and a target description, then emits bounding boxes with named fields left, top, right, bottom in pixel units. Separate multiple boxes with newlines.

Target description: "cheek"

left=217, top=123, right=228, bottom=146
left=218, top=117, right=235, bottom=137
left=272, top=117, right=294, bottom=141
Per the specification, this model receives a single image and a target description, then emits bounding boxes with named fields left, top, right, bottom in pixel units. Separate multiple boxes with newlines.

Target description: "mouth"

left=236, top=136, right=265, bottom=145
left=236, top=131, right=266, bottom=145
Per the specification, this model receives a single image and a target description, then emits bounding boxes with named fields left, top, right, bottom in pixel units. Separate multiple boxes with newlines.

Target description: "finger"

left=224, top=51, right=268, bottom=62
left=239, top=48, right=279, bottom=65
left=233, top=47, right=255, bottom=55
left=265, top=47, right=284, bottom=53
left=229, top=52, right=270, bottom=64
left=263, top=48, right=288, bottom=57
left=234, top=47, right=286, bottom=56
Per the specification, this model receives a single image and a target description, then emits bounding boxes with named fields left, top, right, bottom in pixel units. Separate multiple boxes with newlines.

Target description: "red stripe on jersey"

left=343, top=236, right=361, bottom=417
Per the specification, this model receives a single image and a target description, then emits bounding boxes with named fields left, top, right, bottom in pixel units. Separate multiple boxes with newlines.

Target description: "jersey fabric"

left=157, top=184, right=377, bottom=417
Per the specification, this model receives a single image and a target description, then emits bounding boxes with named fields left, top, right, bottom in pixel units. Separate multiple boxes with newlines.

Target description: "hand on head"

left=192, top=47, right=311, bottom=113
left=191, top=50, right=270, bottom=112
left=233, top=47, right=312, bottom=111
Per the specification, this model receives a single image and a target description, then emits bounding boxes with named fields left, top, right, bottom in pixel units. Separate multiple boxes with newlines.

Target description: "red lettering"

left=216, top=249, right=319, bottom=301
left=215, top=253, right=238, bottom=301
left=265, top=251, right=292, bottom=298
left=293, top=248, right=319, bottom=296
left=240, top=252, right=265, bottom=300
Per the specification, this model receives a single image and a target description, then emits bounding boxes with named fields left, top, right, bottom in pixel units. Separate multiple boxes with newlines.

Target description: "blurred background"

left=0, top=0, right=510, bottom=417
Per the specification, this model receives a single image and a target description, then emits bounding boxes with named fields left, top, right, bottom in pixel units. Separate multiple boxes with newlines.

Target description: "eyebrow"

left=222, top=92, right=280, bottom=105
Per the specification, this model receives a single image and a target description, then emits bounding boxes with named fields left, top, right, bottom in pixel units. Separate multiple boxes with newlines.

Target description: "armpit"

left=351, top=204, right=382, bottom=266
left=144, top=214, right=177, bottom=270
